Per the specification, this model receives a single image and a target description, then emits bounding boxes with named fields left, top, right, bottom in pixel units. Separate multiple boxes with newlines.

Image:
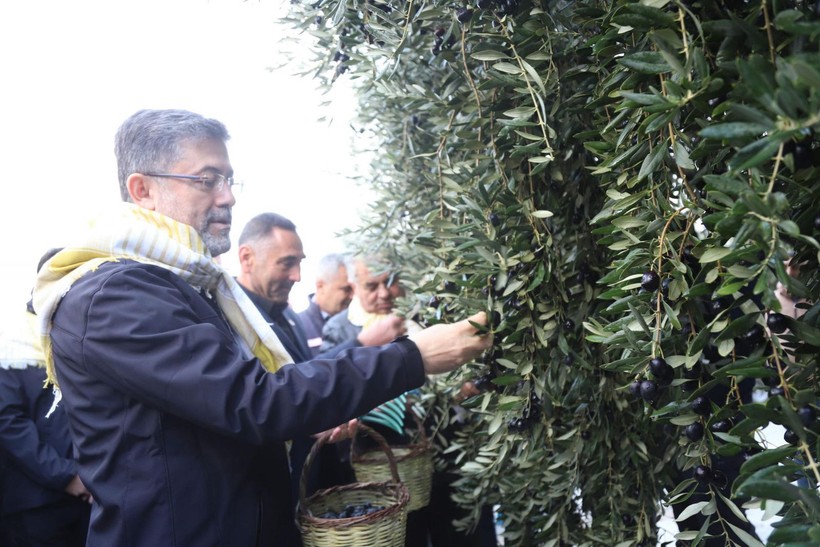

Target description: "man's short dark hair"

left=238, top=212, right=297, bottom=245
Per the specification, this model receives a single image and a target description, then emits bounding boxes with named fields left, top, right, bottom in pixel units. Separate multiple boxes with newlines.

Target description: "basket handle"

left=299, top=423, right=401, bottom=511
left=409, top=408, right=430, bottom=445
left=352, top=403, right=430, bottom=452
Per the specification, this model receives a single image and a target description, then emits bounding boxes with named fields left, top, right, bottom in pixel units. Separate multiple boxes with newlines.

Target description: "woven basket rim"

left=298, top=424, right=410, bottom=535
left=352, top=440, right=432, bottom=464
left=300, top=480, right=409, bottom=529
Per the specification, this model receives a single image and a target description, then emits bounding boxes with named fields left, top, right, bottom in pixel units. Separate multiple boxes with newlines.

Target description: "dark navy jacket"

left=297, top=299, right=326, bottom=357
left=239, top=287, right=311, bottom=363
left=48, top=261, right=425, bottom=546
left=238, top=287, right=358, bottom=506
left=0, top=365, right=77, bottom=515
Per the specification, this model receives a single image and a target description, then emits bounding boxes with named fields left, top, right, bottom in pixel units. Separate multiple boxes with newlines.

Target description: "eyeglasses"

left=143, top=172, right=242, bottom=193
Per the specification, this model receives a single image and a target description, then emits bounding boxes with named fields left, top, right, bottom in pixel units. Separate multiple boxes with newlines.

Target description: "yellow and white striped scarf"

left=33, top=203, right=293, bottom=389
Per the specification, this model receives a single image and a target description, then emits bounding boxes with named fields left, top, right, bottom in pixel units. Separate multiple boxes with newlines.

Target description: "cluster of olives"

left=474, top=348, right=503, bottom=393
left=431, top=26, right=456, bottom=55
left=682, top=396, right=714, bottom=442
left=332, top=50, right=350, bottom=76
left=316, top=502, right=385, bottom=520
left=507, top=391, right=542, bottom=433
left=638, top=269, right=679, bottom=304
left=484, top=269, right=529, bottom=334
left=473, top=370, right=498, bottom=393
left=629, top=357, right=674, bottom=407
left=693, top=464, right=728, bottom=489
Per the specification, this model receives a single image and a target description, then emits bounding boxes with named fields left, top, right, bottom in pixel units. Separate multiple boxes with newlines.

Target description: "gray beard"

left=201, top=231, right=231, bottom=257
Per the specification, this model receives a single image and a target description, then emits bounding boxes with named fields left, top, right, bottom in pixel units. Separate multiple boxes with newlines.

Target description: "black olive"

left=456, top=8, right=473, bottom=23
left=710, top=420, right=732, bottom=433
left=693, top=465, right=713, bottom=484
left=691, top=396, right=711, bottom=416
left=684, top=422, right=704, bottom=442
left=798, top=406, right=817, bottom=427
left=649, top=357, right=673, bottom=384
left=640, top=270, right=660, bottom=292
left=792, top=142, right=812, bottom=170
left=639, top=380, right=658, bottom=403
left=766, top=312, right=788, bottom=334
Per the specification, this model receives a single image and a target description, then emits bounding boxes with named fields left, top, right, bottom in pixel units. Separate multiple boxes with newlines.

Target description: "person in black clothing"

left=31, top=108, right=492, bottom=545
left=0, top=248, right=92, bottom=547
left=235, top=212, right=361, bottom=503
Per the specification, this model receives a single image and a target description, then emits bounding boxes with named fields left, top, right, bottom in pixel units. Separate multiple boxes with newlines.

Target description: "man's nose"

left=215, top=184, right=237, bottom=207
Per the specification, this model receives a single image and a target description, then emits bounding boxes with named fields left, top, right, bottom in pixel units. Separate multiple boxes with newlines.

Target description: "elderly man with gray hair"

left=299, top=253, right=355, bottom=356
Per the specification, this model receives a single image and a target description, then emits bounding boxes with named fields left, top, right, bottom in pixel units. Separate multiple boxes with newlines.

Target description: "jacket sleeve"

left=0, top=369, right=76, bottom=491
left=315, top=338, right=359, bottom=360
left=51, top=264, right=426, bottom=444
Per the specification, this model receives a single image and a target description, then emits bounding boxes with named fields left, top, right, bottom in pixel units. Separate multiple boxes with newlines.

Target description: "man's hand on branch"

left=410, top=311, right=492, bottom=375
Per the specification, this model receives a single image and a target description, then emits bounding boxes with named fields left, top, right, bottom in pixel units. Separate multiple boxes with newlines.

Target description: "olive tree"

left=283, top=1, right=819, bottom=545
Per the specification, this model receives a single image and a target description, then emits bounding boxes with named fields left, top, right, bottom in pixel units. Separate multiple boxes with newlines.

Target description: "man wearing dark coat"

left=235, top=212, right=355, bottom=504
left=298, top=253, right=354, bottom=356
left=0, top=249, right=91, bottom=547
left=32, top=109, right=491, bottom=546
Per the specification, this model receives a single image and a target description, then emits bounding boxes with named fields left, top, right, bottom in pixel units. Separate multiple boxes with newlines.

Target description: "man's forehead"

left=268, top=228, right=305, bottom=258
left=361, top=270, right=399, bottom=286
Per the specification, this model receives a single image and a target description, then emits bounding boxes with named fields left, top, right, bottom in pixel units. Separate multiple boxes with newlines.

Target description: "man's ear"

left=237, top=244, right=254, bottom=273
left=126, top=173, right=157, bottom=209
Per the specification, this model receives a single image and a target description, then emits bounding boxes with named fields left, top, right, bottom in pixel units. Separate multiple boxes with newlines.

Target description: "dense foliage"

left=283, top=0, right=819, bottom=545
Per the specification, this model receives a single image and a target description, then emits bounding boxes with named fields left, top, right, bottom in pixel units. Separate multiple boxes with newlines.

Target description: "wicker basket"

left=351, top=412, right=434, bottom=512
left=298, top=424, right=409, bottom=547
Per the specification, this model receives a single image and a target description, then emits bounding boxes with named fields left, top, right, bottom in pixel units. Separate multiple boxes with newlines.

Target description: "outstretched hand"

left=409, top=311, right=492, bottom=375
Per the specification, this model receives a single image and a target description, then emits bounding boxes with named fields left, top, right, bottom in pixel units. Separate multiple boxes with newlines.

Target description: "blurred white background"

left=0, top=0, right=370, bottom=325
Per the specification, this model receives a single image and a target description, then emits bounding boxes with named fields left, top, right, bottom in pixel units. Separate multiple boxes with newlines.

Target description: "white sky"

left=0, top=0, right=371, bottom=325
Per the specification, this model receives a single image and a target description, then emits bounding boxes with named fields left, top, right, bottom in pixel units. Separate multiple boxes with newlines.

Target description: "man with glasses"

left=32, top=109, right=491, bottom=546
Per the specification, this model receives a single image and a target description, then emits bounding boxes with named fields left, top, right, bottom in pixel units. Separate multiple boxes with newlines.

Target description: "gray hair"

left=114, top=109, right=230, bottom=202
left=349, top=254, right=396, bottom=283
left=315, top=253, right=351, bottom=282
left=238, top=212, right=297, bottom=246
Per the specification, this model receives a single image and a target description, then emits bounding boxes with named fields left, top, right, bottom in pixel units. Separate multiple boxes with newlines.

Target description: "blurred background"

left=0, top=0, right=369, bottom=325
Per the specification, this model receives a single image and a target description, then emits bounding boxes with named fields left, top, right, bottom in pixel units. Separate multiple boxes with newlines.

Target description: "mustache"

left=205, top=208, right=232, bottom=225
